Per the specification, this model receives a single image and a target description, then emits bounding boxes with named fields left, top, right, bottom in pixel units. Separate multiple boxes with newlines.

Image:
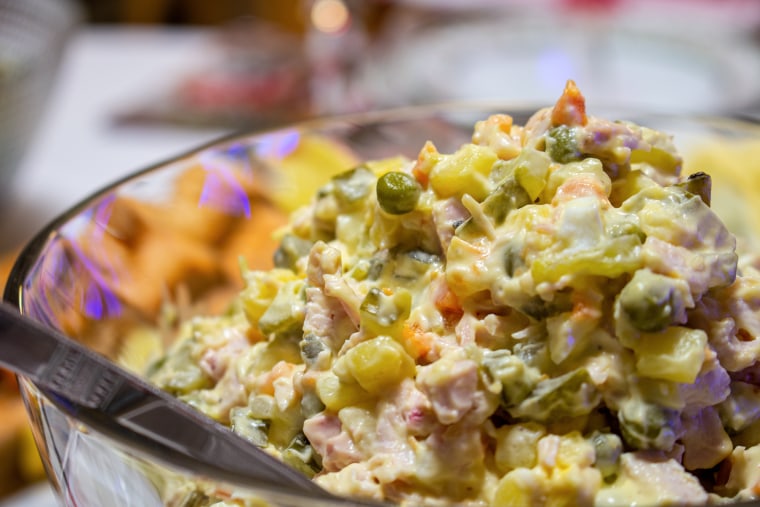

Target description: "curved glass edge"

left=7, top=104, right=760, bottom=315
left=7, top=101, right=760, bottom=307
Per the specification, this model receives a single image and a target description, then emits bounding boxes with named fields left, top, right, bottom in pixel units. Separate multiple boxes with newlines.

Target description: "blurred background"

left=0, top=0, right=760, bottom=505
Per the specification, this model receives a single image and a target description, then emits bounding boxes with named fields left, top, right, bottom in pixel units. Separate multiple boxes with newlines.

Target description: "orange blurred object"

left=0, top=250, right=46, bottom=497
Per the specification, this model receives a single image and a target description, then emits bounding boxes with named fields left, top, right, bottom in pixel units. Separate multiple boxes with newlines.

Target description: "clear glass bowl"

left=5, top=104, right=760, bottom=507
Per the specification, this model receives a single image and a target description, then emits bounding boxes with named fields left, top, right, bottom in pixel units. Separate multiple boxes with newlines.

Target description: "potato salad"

left=147, top=81, right=760, bottom=506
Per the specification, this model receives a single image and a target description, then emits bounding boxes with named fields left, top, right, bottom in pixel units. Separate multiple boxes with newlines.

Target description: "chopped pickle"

left=359, top=287, right=412, bottom=338
left=546, top=125, right=582, bottom=163
left=331, top=166, right=376, bottom=210
left=509, top=368, right=600, bottom=422
left=482, top=177, right=532, bottom=225
left=676, top=171, right=711, bottom=206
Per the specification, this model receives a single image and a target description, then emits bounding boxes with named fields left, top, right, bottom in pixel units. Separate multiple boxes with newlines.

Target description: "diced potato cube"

left=493, top=468, right=546, bottom=507
left=545, top=466, right=601, bottom=507
left=344, top=336, right=416, bottom=395
left=316, top=372, right=370, bottom=411
left=429, top=144, right=497, bottom=201
left=494, top=423, right=546, bottom=473
left=556, top=432, right=595, bottom=468
left=634, top=327, right=707, bottom=383
left=240, top=269, right=300, bottom=326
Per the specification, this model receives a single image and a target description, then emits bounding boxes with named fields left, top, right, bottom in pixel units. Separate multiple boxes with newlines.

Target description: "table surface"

left=0, top=26, right=230, bottom=254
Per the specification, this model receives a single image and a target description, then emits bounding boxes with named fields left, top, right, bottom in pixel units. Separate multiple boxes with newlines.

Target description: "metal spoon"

left=0, top=302, right=377, bottom=504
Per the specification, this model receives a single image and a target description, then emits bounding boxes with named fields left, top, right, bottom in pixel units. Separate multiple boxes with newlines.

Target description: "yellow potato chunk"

left=429, top=144, right=497, bottom=201
left=343, top=336, right=416, bottom=395
left=493, top=468, right=546, bottom=507
left=556, top=432, right=595, bottom=469
left=634, top=326, right=707, bottom=383
left=494, top=423, right=546, bottom=473
left=316, top=372, right=370, bottom=412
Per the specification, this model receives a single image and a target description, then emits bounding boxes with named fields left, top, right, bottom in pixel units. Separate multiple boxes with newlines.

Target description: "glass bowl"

left=5, top=104, right=760, bottom=507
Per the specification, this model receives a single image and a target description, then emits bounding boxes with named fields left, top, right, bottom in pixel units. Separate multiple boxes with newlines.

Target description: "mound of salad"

left=147, top=81, right=760, bottom=506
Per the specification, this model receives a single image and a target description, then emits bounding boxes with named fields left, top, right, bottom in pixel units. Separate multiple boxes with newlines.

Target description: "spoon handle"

left=0, top=302, right=340, bottom=500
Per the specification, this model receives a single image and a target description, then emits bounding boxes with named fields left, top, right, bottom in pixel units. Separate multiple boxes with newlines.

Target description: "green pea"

left=619, top=270, right=682, bottom=333
left=546, top=125, right=581, bottom=163
left=618, top=399, right=679, bottom=450
left=376, top=171, right=422, bottom=215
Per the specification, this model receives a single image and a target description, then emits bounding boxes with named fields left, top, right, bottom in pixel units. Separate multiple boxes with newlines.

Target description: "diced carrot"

left=256, top=360, right=297, bottom=395
left=412, top=141, right=439, bottom=188
left=412, top=166, right=429, bottom=188
left=434, top=283, right=464, bottom=327
left=551, top=79, right=588, bottom=127
left=401, top=320, right=433, bottom=360
left=211, top=488, right=234, bottom=500
left=553, top=175, right=607, bottom=203
left=570, top=289, right=601, bottom=323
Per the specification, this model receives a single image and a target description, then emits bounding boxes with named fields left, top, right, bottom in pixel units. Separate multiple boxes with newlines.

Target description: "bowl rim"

left=2, top=101, right=544, bottom=308
left=5, top=101, right=760, bottom=308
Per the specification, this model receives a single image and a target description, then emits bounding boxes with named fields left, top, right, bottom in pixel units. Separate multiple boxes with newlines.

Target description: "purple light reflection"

left=54, top=196, right=124, bottom=320
left=197, top=150, right=254, bottom=218
left=23, top=248, right=66, bottom=329
left=223, top=141, right=251, bottom=161
left=254, top=129, right=301, bottom=160
left=195, top=131, right=304, bottom=217
left=198, top=169, right=252, bottom=217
